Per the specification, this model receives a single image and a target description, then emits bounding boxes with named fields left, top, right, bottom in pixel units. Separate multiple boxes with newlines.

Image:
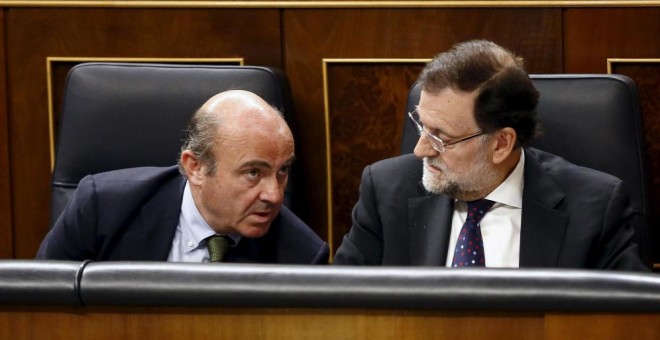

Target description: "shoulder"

left=88, top=165, right=181, bottom=183
left=366, top=154, right=422, bottom=184
left=78, top=165, right=184, bottom=203
left=275, top=206, right=323, bottom=242
left=83, top=165, right=182, bottom=189
left=270, top=206, right=329, bottom=264
left=369, top=153, right=421, bottom=173
left=525, top=147, right=622, bottom=192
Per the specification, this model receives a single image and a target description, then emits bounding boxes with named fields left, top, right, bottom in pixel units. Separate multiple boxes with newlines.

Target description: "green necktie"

left=207, top=235, right=231, bottom=263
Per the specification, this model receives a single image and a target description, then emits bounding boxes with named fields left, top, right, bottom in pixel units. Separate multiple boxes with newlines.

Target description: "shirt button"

left=187, top=240, right=194, bottom=248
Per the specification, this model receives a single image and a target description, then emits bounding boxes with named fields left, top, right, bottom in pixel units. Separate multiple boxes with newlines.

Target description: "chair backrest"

left=401, top=74, right=650, bottom=264
left=51, top=63, right=294, bottom=226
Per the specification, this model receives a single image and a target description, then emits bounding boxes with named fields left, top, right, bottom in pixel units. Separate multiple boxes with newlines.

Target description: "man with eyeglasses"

left=333, top=40, right=647, bottom=271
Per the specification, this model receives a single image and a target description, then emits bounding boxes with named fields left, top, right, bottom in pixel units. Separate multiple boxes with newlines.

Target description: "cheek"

left=200, top=178, right=232, bottom=207
left=437, top=154, right=456, bottom=169
left=235, top=187, right=263, bottom=208
left=448, top=149, right=476, bottom=165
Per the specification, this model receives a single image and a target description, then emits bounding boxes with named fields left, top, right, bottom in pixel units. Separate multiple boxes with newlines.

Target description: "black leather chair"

left=50, top=63, right=294, bottom=227
left=401, top=74, right=650, bottom=265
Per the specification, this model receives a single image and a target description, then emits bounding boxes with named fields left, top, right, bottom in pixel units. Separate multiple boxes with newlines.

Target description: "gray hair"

left=178, top=105, right=223, bottom=176
left=177, top=101, right=286, bottom=177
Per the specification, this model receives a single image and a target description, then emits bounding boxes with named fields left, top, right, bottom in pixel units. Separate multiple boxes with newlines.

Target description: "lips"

left=250, top=210, right=275, bottom=223
left=425, top=159, right=444, bottom=174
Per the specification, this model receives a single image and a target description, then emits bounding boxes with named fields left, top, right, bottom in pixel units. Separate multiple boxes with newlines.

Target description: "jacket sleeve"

left=35, top=175, right=99, bottom=260
left=593, top=179, right=649, bottom=271
left=333, top=165, right=384, bottom=265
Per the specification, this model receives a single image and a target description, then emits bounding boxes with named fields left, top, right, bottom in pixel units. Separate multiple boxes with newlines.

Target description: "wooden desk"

left=1, top=306, right=659, bottom=339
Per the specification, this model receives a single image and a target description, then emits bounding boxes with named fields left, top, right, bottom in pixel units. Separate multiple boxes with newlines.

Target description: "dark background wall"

left=0, top=2, right=658, bottom=268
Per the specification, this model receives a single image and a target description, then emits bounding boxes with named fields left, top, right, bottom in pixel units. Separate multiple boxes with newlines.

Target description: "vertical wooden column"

left=0, top=9, right=13, bottom=258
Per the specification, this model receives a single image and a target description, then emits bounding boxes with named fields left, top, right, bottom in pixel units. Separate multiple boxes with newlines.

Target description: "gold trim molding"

left=46, top=57, right=244, bottom=170
left=322, top=58, right=429, bottom=256
left=607, top=58, right=660, bottom=73
left=2, top=0, right=660, bottom=8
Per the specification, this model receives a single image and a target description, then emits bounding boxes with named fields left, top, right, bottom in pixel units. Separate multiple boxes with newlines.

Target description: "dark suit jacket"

left=334, top=148, right=647, bottom=271
left=37, top=166, right=329, bottom=264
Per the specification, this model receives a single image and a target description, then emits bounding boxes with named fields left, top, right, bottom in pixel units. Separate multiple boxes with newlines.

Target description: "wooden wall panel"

left=326, top=62, right=425, bottom=251
left=564, top=8, right=660, bottom=265
left=609, top=62, right=660, bottom=265
left=0, top=10, right=12, bottom=258
left=5, top=8, right=282, bottom=258
left=284, top=8, right=563, bottom=254
left=564, top=9, right=660, bottom=73
left=4, top=4, right=657, bottom=265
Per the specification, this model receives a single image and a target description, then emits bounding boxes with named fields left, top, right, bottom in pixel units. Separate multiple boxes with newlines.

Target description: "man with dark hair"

left=334, top=40, right=647, bottom=270
left=37, top=90, right=329, bottom=264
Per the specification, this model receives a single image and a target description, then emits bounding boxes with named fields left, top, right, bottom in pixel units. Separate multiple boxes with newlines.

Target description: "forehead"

left=417, top=88, right=479, bottom=133
left=216, top=120, right=294, bottom=168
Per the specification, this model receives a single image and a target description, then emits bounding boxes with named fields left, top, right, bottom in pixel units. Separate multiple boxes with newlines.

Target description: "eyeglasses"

left=408, top=109, right=485, bottom=153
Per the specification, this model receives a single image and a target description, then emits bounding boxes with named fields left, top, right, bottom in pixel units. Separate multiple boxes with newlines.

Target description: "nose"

left=259, top=176, right=284, bottom=205
left=413, top=134, right=439, bottom=159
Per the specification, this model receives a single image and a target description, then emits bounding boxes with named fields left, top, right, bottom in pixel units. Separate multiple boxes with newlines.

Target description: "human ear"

left=180, top=150, right=204, bottom=185
left=491, top=127, right=517, bottom=164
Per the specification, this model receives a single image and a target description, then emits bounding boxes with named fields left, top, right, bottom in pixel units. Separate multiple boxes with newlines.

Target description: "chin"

left=238, top=223, right=271, bottom=239
left=421, top=171, right=447, bottom=194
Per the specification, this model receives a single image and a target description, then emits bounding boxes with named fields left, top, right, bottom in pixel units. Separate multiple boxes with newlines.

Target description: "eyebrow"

left=240, top=156, right=296, bottom=169
left=241, top=160, right=272, bottom=169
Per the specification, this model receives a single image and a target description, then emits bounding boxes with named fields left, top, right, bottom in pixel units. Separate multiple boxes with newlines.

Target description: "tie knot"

left=466, top=199, right=495, bottom=223
left=207, top=235, right=231, bottom=263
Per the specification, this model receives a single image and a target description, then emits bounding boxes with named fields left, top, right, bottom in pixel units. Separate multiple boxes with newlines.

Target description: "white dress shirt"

left=167, top=181, right=241, bottom=262
left=445, top=151, right=525, bottom=268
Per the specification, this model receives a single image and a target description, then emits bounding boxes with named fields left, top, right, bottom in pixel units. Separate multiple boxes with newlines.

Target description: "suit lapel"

left=408, top=193, right=453, bottom=265
left=226, top=238, right=266, bottom=263
left=519, top=149, right=568, bottom=267
left=121, top=175, right=186, bottom=260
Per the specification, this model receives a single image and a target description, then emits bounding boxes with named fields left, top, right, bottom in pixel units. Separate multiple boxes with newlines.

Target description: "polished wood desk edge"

left=1, top=0, right=660, bottom=8
left=1, top=306, right=659, bottom=340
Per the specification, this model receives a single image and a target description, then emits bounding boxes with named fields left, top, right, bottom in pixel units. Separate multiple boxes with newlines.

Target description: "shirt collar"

left=485, top=150, right=525, bottom=209
left=180, top=182, right=241, bottom=254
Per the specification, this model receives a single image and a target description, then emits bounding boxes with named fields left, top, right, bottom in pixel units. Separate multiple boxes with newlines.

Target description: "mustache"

left=424, top=157, right=446, bottom=171
left=250, top=202, right=279, bottom=214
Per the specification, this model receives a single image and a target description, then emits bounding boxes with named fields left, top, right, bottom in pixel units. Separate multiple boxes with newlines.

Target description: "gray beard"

left=421, top=154, right=495, bottom=201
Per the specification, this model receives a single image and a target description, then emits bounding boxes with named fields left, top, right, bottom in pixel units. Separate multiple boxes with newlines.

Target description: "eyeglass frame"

left=407, top=109, right=485, bottom=153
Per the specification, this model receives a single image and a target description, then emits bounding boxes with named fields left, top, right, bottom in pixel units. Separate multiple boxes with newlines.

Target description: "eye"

left=425, top=127, right=449, bottom=141
left=278, top=165, right=291, bottom=176
left=245, top=168, right=261, bottom=179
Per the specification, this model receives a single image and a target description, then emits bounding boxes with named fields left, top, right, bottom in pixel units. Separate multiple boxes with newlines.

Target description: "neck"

left=456, top=147, right=522, bottom=202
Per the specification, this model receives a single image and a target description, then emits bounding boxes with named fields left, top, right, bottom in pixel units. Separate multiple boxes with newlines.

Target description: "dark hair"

left=418, top=40, right=540, bottom=146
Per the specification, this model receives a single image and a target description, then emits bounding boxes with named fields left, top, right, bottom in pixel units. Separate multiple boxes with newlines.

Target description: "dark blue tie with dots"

left=451, top=199, right=495, bottom=267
